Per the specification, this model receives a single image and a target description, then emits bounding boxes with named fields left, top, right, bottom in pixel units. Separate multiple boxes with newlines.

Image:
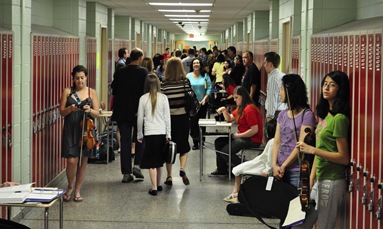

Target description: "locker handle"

left=7, top=132, right=11, bottom=148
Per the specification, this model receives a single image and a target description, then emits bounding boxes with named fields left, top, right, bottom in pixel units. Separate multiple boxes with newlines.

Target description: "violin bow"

left=284, top=84, right=302, bottom=163
left=285, top=83, right=311, bottom=211
left=79, top=112, right=86, bottom=166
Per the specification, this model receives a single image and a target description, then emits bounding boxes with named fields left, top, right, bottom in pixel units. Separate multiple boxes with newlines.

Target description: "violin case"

left=226, top=175, right=298, bottom=229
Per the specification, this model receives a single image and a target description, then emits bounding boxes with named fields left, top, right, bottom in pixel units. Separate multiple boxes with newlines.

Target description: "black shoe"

left=208, top=170, right=228, bottom=177
left=122, top=174, right=134, bottom=183
left=192, top=144, right=200, bottom=150
left=157, top=185, right=163, bottom=191
left=133, top=167, right=144, bottom=181
left=148, top=189, right=157, bottom=196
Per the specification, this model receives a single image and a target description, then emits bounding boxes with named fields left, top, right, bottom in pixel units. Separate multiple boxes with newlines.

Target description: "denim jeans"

left=214, top=137, right=260, bottom=173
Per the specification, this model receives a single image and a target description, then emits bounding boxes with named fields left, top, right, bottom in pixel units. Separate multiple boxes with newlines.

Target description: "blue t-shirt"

left=186, top=73, right=212, bottom=102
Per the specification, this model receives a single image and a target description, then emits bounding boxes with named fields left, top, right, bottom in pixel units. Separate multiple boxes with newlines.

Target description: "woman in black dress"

left=60, top=65, right=99, bottom=202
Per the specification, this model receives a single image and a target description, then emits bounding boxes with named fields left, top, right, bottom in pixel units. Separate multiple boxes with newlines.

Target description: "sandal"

left=63, top=186, right=73, bottom=202
left=164, top=176, right=173, bottom=186
left=74, top=196, right=84, bottom=202
left=223, top=193, right=238, bottom=203
left=179, top=169, right=190, bottom=186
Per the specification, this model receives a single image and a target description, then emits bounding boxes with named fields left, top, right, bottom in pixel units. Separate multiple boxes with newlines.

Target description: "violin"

left=80, top=116, right=96, bottom=150
left=299, top=127, right=315, bottom=211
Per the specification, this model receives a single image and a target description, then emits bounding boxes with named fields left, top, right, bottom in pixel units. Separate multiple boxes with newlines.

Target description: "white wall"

left=32, top=0, right=53, bottom=26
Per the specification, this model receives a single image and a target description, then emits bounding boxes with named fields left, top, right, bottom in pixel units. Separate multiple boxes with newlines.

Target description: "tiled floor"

left=17, top=140, right=279, bottom=229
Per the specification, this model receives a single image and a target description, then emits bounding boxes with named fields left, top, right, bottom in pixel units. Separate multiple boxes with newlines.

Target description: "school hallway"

left=18, top=142, right=279, bottom=229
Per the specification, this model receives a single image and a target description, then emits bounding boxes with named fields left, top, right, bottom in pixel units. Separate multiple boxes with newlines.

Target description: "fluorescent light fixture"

left=148, top=3, right=213, bottom=6
left=165, top=15, right=209, bottom=18
left=158, top=9, right=211, bottom=13
left=173, top=21, right=208, bottom=24
left=169, top=18, right=209, bottom=21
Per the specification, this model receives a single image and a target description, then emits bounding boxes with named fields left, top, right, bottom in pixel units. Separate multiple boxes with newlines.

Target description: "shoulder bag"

left=183, top=79, right=200, bottom=116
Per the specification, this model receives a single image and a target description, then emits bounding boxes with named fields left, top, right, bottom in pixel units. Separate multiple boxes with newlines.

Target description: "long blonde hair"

left=163, top=57, right=186, bottom=81
left=144, top=73, right=161, bottom=116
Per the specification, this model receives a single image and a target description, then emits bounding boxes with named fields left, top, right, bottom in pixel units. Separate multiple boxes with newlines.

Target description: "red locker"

left=373, top=31, right=382, bottom=228
left=329, top=36, right=334, bottom=72
left=334, top=35, right=339, bottom=71
left=343, top=35, right=349, bottom=73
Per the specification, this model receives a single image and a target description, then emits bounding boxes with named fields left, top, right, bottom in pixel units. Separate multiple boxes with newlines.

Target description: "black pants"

left=118, top=121, right=143, bottom=174
left=189, top=104, right=207, bottom=146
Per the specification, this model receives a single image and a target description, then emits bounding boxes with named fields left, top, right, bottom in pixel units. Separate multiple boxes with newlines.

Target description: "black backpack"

left=227, top=175, right=298, bottom=228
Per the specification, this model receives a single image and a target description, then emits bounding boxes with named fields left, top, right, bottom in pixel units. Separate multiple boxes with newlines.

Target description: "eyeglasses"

left=322, top=82, right=338, bottom=89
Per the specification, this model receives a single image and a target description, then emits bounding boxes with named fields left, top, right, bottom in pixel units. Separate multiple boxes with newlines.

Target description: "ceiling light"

left=158, top=9, right=211, bottom=13
left=148, top=3, right=213, bottom=6
left=165, top=15, right=209, bottom=18
left=169, top=18, right=209, bottom=21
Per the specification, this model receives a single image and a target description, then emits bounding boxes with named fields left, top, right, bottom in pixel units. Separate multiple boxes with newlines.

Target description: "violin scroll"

left=303, top=127, right=316, bottom=147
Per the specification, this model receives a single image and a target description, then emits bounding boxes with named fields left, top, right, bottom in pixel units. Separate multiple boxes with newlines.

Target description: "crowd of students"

left=55, top=44, right=351, bottom=228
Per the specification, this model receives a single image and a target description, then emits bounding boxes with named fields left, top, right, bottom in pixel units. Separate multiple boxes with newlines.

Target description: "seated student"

left=223, top=119, right=276, bottom=203
left=209, top=86, right=263, bottom=177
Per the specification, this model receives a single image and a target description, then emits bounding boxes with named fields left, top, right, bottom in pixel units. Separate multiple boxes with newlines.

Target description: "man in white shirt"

left=263, top=52, right=287, bottom=122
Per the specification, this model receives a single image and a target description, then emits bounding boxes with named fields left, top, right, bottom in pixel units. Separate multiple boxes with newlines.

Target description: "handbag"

left=183, top=79, right=200, bottom=116
left=164, top=141, right=177, bottom=164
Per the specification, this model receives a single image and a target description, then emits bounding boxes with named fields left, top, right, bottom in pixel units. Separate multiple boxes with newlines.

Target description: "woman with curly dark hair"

left=186, top=57, right=212, bottom=150
left=295, top=71, right=350, bottom=229
left=271, top=74, right=316, bottom=187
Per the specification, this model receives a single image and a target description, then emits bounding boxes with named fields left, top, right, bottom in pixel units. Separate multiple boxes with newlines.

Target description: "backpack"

left=227, top=175, right=298, bottom=228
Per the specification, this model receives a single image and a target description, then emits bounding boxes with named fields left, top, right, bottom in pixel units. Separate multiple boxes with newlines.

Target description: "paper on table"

left=0, top=192, right=30, bottom=203
left=198, top=119, right=216, bottom=125
left=0, top=183, right=34, bottom=193
left=25, top=190, right=65, bottom=202
left=282, top=196, right=306, bottom=227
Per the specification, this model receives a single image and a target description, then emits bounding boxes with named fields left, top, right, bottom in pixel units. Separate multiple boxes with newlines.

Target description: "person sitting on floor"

left=209, top=86, right=263, bottom=177
left=223, top=119, right=276, bottom=203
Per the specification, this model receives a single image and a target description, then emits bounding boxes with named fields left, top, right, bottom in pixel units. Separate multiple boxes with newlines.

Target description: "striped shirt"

left=265, top=68, right=287, bottom=119
left=160, top=79, right=192, bottom=116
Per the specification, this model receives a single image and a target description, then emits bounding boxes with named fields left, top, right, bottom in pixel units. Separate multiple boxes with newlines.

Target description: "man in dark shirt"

left=242, top=51, right=261, bottom=106
left=111, top=48, right=148, bottom=183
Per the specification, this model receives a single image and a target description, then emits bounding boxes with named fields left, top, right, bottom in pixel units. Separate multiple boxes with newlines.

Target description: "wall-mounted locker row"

left=32, top=35, right=79, bottom=188
left=311, top=30, right=382, bottom=229
left=0, top=32, right=13, bottom=219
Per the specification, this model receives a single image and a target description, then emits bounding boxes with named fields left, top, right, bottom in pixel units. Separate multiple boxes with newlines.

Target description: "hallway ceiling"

left=92, top=0, right=269, bottom=35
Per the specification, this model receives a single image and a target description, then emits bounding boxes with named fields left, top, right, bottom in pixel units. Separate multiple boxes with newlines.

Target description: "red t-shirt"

left=225, top=84, right=236, bottom=96
left=232, top=104, right=263, bottom=143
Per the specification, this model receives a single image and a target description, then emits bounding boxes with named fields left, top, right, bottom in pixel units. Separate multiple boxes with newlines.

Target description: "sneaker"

left=122, top=174, right=134, bottom=183
left=192, top=144, right=200, bottom=150
left=208, top=170, right=228, bottom=177
left=133, top=167, right=144, bottom=181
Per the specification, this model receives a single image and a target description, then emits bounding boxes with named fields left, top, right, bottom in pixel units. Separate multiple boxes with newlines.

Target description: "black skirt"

left=140, top=135, right=166, bottom=169
left=171, top=114, right=190, bottom=155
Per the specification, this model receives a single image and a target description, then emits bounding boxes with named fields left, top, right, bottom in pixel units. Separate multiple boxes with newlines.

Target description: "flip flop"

left=63, top=186, right=73, bottom=202
left=63, top=193, right=71, bottom=202
left=74, top=196, right=84, bottom=202
left=223, top=193, right=238, bottom=203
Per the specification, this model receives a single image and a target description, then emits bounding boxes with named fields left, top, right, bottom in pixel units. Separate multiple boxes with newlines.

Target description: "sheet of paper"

left=0, top=183, right=34, bottom=193
left=282, top=196, right=306, bottom=227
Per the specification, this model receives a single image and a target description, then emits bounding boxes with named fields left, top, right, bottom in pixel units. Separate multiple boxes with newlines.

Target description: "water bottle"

left=95, top=142, right=100, bottom=159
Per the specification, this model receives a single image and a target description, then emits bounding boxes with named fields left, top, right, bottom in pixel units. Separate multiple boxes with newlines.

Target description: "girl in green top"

left=294, top=71, right=350, bottom=229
